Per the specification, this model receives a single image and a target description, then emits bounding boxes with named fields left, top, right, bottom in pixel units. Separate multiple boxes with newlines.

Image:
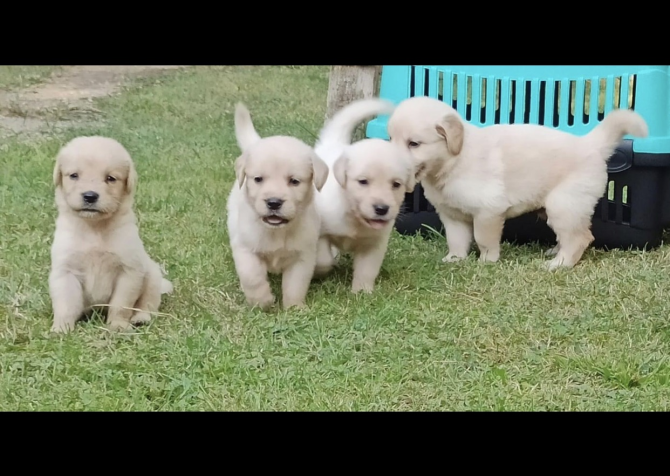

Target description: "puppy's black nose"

left=373, top=204, right=389, bottom=216
left=82, top=191, right=99, bottom=204
left=266, top=198, right=284, bottom=210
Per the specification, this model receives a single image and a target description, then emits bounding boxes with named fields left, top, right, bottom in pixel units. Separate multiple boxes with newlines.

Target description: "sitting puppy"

left=226, top=103, right=328, bottom=309
left=49, top=136, right=173, bottom=333
left=314, top=98, right=415, bottom=292
left=387, top=96, right=649, bottom=270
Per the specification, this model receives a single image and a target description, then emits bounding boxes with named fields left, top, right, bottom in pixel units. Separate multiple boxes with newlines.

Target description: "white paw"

left=478, top=251, right=500, bottom=263
left=442, top=254, right=465, bottom=263
left=545, top=257, right=566, bottom=271
left=352, top=282, right=374, bottom=294
left=545, top=246, right=560, bottom=257
left=248, top=293, right=275, bottom=310
left=107, top=319, right=133, bottom=332
left=51, top=321, right=74, bottom=334
left=130, top=312, right=152, bottom=325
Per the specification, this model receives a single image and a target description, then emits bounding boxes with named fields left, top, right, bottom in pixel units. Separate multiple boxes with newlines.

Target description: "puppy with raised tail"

left=226, top=103, right=329, bottom=309
left=314, top=98, right=415, bottom=293
left=387, top=96, right=649, bottom=270
left=49, top=136, right=173, bottom=333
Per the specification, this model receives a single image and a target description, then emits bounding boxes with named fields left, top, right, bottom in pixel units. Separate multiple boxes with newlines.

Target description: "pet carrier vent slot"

left=494, top=79, right=502, bottom=123
left=604, top=180, right=631, bottom=224
left=537, top=81, right=547, bottom=126
left=509, top=80, right=517, bottom=124
left=479, top=78, right=487, bottom=123
left=552, top=82, right=561, bottom=127
left=437, top=71, right=444, bottom=101
left=465, top=76, right=473, bottom=121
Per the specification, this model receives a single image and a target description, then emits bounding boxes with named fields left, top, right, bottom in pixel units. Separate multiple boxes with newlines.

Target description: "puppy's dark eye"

left=106, top=175, right=117, bottom=183
left=358, top=179, right=369, bottom=186
left=408, top=141, right=420, bottom=148
left=69, top=173, right=79, bottom=180
left=392, top=181, right=402, bottom=189
left=254, top=176, right=263, bottom=183
left=289, top=178, right=300, bottom=186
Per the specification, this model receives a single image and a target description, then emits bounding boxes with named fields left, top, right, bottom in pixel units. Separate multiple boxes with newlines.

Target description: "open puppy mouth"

left=77, top=208, right=102, bottom=215
left=262, top=215, right=290, bottom=227
left=364, top=218, right=391, bottom=230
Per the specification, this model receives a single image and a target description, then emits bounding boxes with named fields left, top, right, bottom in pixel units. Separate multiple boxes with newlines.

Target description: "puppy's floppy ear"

left=234, top=153, right=247, bottom=188
left=311, top=152, right=329, bottom=192
left=126, top=161, right=138, bottom=194
left=52, top=157, right=62, bottom=188
left=333, top=153, right=348, bottom=188
left=406, top=166, right=417, bottom=193
left=435, top=114, right=464, bottom=155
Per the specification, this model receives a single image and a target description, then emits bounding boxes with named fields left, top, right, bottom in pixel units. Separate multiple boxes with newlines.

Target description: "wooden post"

left=326, top=65, right=382, bottom=119
left=325, top=65, right=382, bottom=140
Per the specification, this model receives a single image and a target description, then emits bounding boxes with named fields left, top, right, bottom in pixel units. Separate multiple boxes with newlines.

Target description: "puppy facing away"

left=226, top=103, right=329, bottom=309
left=313, top=98, right=415, bottom=292
left=49, top=136, right=173, bottom=333
left=387, top=96, right=649, bottom=270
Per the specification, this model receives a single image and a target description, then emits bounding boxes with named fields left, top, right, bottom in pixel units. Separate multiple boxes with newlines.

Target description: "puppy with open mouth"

left=226, top=103, right=329, bottom=309
left=313, top=98, right=416, bottom=293
left=387, top=96, right=649, bottom=270
left=49, top=136, right=173, bottom=333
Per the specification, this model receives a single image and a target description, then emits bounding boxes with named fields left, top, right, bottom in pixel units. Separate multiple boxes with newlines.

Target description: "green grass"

left=0, top=66, right=61, bottom=90
left=2, top=65, right=670, bottom=411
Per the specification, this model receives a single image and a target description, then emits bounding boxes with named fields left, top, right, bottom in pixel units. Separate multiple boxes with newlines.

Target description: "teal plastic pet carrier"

left=366, top=65, right=670, bottom=249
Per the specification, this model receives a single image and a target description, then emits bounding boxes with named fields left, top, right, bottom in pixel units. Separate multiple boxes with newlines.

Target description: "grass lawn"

left=0, top=66, right=61, bottom=90
left=2, top=65, right=670, bottom=411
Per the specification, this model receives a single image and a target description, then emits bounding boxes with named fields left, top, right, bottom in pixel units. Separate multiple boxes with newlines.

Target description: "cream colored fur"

left=313, top=98, right=415, bottom=292
left=387, top=96, right=648, bottom=270
left=49, top=136, right=173, bottom=333
left=226, top=103, right=328, bottom=309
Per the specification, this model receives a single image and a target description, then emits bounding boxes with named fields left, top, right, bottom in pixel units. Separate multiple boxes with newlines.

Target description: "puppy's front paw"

left=442, top=254, right=465, bottom=263
left=130, top=312, right=152, bottom=326
left=545, top=246, right=560, bottom=257
left=478, top=250, right=500, bottom=263
left=545, top=256, right=572, bottom=271
left=51, top=321, right=75, bottom=334
left=351, top=282, right=374, bottom=294
left=107, top=318, right=133, bottom=332
left=248, top=293, right=275, bottom=310
left=284, top=300, right=307, bottom=310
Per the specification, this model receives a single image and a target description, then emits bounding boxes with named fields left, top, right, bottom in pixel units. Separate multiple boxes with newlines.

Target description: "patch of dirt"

left=0, top=66, right=185, bottom=139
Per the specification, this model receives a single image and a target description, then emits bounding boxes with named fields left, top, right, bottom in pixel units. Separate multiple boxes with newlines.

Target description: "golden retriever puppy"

left=226, top=103, right=329, bottom=309
left=313, top=98, right=415, bottom=292
left=387, top=96, right=648, bottom=270
left=49, top=136, right=173, bottom=333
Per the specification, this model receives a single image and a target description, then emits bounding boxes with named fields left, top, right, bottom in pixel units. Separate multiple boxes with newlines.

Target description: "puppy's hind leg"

left=314, top=237, right=336, bottom=277
left=232, top=246, right=275, bottom=309
left=439, top=213, right=473, bottom=263
left=473, top=213, right=505, bottom=262
left=49, top=272, right=85, bottom=333
left=544, top=191, right=597, bottom=270
left=107, top=271, right=145, bottom=331
left=130, top=261, right=164, bottom=326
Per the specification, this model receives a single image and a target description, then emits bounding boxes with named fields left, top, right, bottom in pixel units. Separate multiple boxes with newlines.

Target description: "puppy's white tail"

left=161, top=278, right=174, bottom=295
left=586, top=108, right=649, bottom=160
left=234, top=102, right=262, bottom=152
left=316, top=98, right=396, bottom=149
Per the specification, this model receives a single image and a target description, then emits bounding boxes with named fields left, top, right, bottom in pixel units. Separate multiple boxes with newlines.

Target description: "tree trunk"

left=325, top=65, right=382, bottom=120
left=325, top=65, right=382, bottom=141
